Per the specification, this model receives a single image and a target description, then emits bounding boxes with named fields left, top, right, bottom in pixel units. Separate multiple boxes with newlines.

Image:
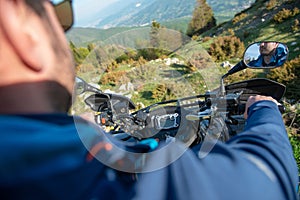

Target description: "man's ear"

left=0, top=0, right=44, bottom=71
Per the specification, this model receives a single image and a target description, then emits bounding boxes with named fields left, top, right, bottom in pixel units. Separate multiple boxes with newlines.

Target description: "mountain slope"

left=95, top=0, right=195, bottom=28
left=68, top=0, right=256, bottom=46
left=92, top=0, right=255, bottom=28
left=202, top=0, right=300, bottom=59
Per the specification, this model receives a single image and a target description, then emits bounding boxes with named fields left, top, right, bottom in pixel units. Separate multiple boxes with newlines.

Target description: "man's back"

left=0, top=115, right=135, bottom=200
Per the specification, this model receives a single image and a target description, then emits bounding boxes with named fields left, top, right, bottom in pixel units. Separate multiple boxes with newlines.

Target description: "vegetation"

left=267, top=55, right=300, bottom=100
left=186, top=0, right=217, bottom=36
left=273, top=7, right=300, bottom=23
left=99, top=70, right=127, bottom=86
left=67, top=1, right=256, bottom=46
left=284, top=101, right=300, bottom=168
left=71, top=0, right=300, bottom=170
left=69, top=41, right=90, bottom=66
left=232, top=13, right=248, bottom=24
left=208, top=35, right=245, bottom=61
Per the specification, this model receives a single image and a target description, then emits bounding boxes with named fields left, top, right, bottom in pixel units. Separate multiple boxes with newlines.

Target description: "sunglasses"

left=52, top=0, right=74, bottom=32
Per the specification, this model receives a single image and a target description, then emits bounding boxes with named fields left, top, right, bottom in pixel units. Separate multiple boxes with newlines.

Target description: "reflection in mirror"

left=75, top=77, right=86, bottom=95
left=244, top=42, right=288, bottom=68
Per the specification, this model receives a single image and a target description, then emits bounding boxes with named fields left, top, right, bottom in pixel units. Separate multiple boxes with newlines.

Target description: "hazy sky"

left=73, top=0, right=119, bottom=27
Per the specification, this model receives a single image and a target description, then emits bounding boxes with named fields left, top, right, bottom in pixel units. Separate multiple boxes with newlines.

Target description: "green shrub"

left=136, top=48, right=170, bottom=61
left=289, top=134, right=300, bottom=169
left=273, top=8, right=300, bottom=23
left=152, top=84, right=167, bottom=101
left=151, top=83, right=177, bottom=102
left=286, top=102, right=300, bottom=170
left=243, top=30, right=251, bottom=39
left=192, top=35, right=199, bottom=41
left=227, top=29, right=235, bottom=36
left=284, top=102, right=300, bottom=132
left=292, top=19, right=300, bottom=32
left=232, top=13, right=248, bottom=24
left=202, top=36, right=211, bottom=42
left=69, top=42, right=90, bottom=66
left=105, top=61, right=119, bottom=73
left=208, top=36, right=245, bottom=62
left=267, top=56, right=300, bottom=100
left=99, top=71, right=127, bottom=86
left=266, top=0, right=277, bottom=10
left=115, top=54, right=130, bottom=64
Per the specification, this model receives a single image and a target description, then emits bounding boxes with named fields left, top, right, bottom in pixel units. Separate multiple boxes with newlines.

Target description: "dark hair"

left=25, top=0, right=46, bottom=16
left=24, top=0, right=55, bottom=35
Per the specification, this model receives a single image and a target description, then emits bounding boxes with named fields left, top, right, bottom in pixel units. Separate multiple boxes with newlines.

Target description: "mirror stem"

left=220, top=76, right=226, bottom=96
left=225, top=61, right=247, bottom=77
left=220, top=61, right=246, bottom=97
left=86, top=85, right=102, bottom=94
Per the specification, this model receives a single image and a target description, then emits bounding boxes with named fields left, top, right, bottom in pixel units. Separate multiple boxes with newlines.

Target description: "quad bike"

left=75, top=41, right=287, bottom=150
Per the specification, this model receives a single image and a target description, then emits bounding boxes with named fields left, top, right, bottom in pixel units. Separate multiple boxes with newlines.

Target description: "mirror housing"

left=220, top=41, right=288, bottom=96
left=75, top=77, right=86, bottom=95
left=75, top=77, right=102, bottom=95
left=244, top=42, right=288, bottom=69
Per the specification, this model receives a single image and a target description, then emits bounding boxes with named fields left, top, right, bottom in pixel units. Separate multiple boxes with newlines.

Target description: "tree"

left=69, top=41, right=89, bottom=66
left=186, top=0, right=216, bottom=37
left=150, top=20, right=161, bottom=48
left=136, top=20, right=169, bottom=61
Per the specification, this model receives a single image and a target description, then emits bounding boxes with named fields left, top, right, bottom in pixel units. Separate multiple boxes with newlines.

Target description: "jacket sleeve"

left=134, top=100, right=298, bottom=200
left=227, top=100, right=298, bottom=199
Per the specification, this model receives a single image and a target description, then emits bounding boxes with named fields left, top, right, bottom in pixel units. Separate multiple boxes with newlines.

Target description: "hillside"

left=93, top=0, right=254, bottom=28
left=100, top=0, right=193, bottom=28
left=208, top=0, right=255, bottom=23
left=202, top=0, right=300, bottom=59
left=72, top=0, right=300, bottom=169
left=66, top=27, right=140, bottom=46
left=72, top=0, right=300, bottom=97
left=67, top=0, right=255, bottom=46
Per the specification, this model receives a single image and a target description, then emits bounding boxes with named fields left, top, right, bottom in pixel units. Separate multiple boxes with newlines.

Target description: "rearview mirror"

left=75, top=77, right=103, bottom=95
left=75, top=77, right=86, bottom=95
left=243, top=42, right=288, bottom=68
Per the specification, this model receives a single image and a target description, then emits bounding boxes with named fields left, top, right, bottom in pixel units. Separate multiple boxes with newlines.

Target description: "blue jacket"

left=248, top=47, right=287, bottom=67
left=0, top=101, right=298, bottom=199
left=0, top=115, right=135, bottom=199
left=134, top=101, right=298, bottom=200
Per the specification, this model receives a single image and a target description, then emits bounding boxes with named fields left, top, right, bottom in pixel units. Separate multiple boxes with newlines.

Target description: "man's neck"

left=0, top=81, right=71, bottom=114
left=263, top=55, right=272, bottom=65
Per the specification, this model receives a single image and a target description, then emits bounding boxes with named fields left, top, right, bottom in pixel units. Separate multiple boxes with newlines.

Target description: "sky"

left=72, top=0, right=119, bottom=27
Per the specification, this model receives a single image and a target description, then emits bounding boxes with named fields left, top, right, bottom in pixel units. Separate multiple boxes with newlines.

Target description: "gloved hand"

left=244, top=95, right=279, bottom=119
